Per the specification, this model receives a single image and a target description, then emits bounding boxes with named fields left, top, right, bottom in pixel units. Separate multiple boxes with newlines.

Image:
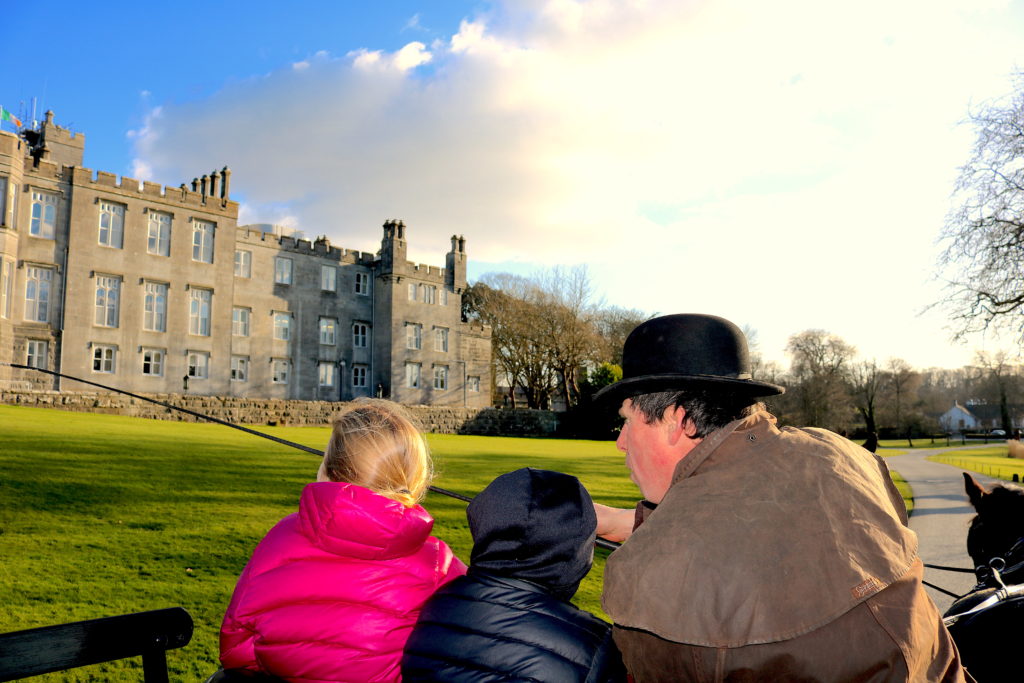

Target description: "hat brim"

left=593, top=373, right=785, bottom=406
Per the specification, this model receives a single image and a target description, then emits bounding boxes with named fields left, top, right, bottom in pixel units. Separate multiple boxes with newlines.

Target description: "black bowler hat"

left=594, top=313, right=785, bottom=405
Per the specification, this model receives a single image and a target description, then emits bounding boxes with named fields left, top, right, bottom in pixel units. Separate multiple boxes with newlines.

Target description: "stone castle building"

left=0, top=112, right=491, bottom=406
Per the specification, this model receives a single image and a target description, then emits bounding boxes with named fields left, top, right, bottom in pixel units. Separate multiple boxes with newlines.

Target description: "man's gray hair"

left=629, top=389, right=762, bottom=439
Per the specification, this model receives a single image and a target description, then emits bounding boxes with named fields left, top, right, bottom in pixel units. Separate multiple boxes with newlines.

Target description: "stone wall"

left=0, top=390, right=558, bottom=436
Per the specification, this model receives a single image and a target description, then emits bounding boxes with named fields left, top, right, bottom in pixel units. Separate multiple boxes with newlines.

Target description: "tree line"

left=464, top=270, right=1024, bottom=438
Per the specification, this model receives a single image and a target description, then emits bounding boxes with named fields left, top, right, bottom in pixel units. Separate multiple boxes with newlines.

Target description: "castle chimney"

left=45, top=110, right=54, bottom=125
left=458, top=235, right=466, bottom=253
left=191, top=178, right=199, bottom=192
left=200, top=174, right=209, bottom=197
left=221, top=166, right=231, bottom=198
left=209, top=170, right=219, bottom=198
left=397, top=220, right=405, bottom=239
left=451, top=235, right=458, bottom=252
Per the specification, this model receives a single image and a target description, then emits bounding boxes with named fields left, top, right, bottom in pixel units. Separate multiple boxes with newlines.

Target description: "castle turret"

left=380, top=219, right=407, bottom=274
left=446, top=233, right=467, bottom=293
left=23, top=110, right=85, bottom=167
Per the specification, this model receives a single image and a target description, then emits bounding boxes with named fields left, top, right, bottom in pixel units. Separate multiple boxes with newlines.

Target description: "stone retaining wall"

left=0, top=390, right=559, bottom=436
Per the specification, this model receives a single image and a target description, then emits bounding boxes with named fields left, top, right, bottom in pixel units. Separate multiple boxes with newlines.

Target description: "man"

left=594, top=314, right=969, bottom=682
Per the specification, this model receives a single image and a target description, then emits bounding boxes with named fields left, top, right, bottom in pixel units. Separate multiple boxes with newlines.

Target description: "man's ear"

left=664, top=405, right=693, bottom=444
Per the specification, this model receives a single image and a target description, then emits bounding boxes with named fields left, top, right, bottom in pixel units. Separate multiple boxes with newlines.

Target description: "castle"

left=0, top=112, right=491, bottom=406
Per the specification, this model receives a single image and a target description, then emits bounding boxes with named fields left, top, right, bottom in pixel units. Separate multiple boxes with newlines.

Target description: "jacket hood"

left=467, top=468, right=596, bottom=600
left=298, top=481, right=435, bottom=561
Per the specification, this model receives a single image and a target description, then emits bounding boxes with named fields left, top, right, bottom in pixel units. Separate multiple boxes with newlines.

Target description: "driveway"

left=883, top=446, right=1002, bottom=613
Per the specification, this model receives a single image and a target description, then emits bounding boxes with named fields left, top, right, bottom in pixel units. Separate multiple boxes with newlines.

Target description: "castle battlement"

left=236, top=226, right=376, bottom=265
left=65, top=166, right=238, bottom=216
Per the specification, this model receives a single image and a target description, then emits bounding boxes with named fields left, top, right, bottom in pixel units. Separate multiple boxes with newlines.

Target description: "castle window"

left=434, top=327, right=449, bottom=353
left=272, top=358, right=290, bottom=384
left=24, top=266, right=53, bottom=323
left=1, top=259, right=13, bottom=319
left=320, top=317, right=337, bottom=345
left=0, top=177, right=7, bottom=226
left=192, top=220, right=215, bottom=263
left=408, top=283, right=417, bottom=301
left=275, top=257, right=293, bottom=285
left=406, top=322, right=422, bottom=350
left=433, top=365, right=448, bottom=390
left=231, top=356, right=249, bottom=382
left=187, top=351, right=209, bottom=379
left=352, top=364, right=368, bottom=388
left=234, top=250, right=252, bottom=278
left=4, top=181, right=18, bottom=229
left=142, top=348, right=164, bottom=377
left=29, top=190, right=57, bottom=239
left=422, top=285, right=436, bottom=304
left=232, top=307, right=250, bottom=337
left=98, top=202, right=125, bottom=249
left=94, top=275, right=121, bottom=328
left=147, top=211, right=171, bottom=257
left=321, top=265, right=337, bottom=292
left=353, top=322, right=369, bottom=348
left=440, top=288, right=448, bottom=306
left=189, top=288, right=212, bottom=336
left=143, top=282, right=168, bottom=332
left=405, top=362, right=421, bottom=389
left=92, top=344, right=116, bottom=373
left=355, top=272, right=370, bottom=296
left=468, top=376, right=481, bottom=392
left=273, top=312, right=291, bottom=341
left=318, top=362, right=336, bottom=387
left=26, top=340, right=48, bottom=370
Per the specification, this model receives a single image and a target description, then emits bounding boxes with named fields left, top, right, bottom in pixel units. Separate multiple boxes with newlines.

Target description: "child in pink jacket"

left=219, top=400, right=466, bottom=682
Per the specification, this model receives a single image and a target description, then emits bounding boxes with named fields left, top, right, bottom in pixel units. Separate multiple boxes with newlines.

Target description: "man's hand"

left=594, top=503, right=635, bottom=543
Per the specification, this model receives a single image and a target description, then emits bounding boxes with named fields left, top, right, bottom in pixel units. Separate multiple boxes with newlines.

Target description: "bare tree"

left=785, top=330, right=857, bottom=431
left=885, top=358, right=919, bottom=435
left=466, top=275, right=555, bottom=409
left=592, top=306, right=650, bottom=366
left=850, top=360, right=883, bottom=438
left=975, top=350, right=1022, bottom=433
left=534, top=266, right=602, bottom=409
left=938, top=72, right=1024, bottom=343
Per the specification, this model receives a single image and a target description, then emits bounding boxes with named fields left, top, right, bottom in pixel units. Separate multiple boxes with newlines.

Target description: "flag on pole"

left=1, top=107, right=23, bottom=128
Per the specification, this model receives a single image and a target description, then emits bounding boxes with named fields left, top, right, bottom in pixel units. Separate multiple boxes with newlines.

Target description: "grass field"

left=1, top=404, right=922, bottom=681
left=0, top=405, right=635, bottom=681
left=927, top=446, right=1024, bottom=482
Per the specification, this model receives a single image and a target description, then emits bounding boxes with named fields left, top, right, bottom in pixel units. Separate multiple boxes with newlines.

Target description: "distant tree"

left=533, top=266, right=602, bottom=409
left=885, top=358, right=919, bottom=435
left=938, top=71, right=1024, bottom=343
left=850, top=359, right=883, bottom=437
left=592, top=306, right=650, bottom=365
left=975, top=350, right=1023, bottom=433
left=786, top=330, right=856, bottom=431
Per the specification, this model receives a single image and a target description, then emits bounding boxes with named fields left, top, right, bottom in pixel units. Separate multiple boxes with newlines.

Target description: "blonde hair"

left=320, top=399, right=432, bottom=507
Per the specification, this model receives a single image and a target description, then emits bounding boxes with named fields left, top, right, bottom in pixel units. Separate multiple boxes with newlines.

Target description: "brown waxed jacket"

left=602, top=411, right=970, bottom=682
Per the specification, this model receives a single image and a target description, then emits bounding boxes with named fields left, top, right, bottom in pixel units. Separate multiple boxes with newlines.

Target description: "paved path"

left=883, top=446, right=1002, bottom=613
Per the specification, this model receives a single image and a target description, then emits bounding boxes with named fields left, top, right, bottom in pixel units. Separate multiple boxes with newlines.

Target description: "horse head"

left=963, top=472, right=1024, bottom=584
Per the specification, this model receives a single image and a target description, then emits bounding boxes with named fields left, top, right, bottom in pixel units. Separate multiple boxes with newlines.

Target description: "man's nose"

left=615, top=428, right=627, bottom=452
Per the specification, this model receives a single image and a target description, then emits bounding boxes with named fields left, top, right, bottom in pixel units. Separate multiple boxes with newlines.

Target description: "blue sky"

left=4, top=0, right=1024, bottom=370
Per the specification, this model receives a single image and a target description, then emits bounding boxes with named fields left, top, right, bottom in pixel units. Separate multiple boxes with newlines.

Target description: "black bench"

left=0, top=607, right=193, bottom=682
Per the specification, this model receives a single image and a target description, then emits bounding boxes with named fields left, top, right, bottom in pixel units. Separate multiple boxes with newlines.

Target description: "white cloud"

left=130, top=0, right=1024, bottom=367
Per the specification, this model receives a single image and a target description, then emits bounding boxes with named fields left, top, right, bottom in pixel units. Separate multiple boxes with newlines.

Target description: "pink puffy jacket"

left=220, top=481, right=466, bottom=682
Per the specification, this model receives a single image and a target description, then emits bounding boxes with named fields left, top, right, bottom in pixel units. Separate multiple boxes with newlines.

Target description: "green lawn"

left=889, top=470, right=914, bottom=516
left=927, top=446, right=1024, bottom=482
left=0, top=405, right=634, bottom=681
left=1, top=404, right=920, bottom=680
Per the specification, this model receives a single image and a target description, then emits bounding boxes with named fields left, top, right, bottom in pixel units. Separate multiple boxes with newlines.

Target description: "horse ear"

left=964, top=471, right=987, bottom=509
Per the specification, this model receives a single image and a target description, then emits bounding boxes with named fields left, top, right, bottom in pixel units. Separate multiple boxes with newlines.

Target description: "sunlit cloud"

left=130, top=0, right=1024, bottom=367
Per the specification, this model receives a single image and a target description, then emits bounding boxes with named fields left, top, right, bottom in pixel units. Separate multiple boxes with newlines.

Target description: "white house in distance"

left=939, top=401, right=1024, bottom=433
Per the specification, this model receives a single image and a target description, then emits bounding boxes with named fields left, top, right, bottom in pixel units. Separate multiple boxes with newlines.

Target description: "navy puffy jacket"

left=402, top=570, right=625, bottom=682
